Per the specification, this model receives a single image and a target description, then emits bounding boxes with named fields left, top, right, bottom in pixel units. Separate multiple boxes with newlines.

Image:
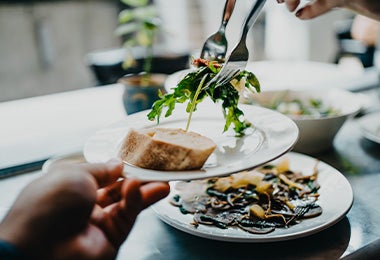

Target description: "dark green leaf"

left=146, top=63, right=261, bottom=136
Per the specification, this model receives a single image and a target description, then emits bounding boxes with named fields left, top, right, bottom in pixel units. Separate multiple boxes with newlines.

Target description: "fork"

left=205, top=0, right=266, bottom=88
left=200, top=0, right=236, bottom=61
left=285, top=205, right=311, bottom=225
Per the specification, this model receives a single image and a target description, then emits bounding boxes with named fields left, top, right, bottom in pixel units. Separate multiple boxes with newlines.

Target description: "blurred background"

left=1, top=0, right=379, bottom=102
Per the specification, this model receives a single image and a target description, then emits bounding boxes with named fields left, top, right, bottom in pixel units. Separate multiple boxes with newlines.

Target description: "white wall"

left=0, top=0, right=359, bottom=102
left=194, top=0, right=351, bottom=63
left=155, top=0, right=190, bottom=53
left=196, top=0, right=262, bottom=60
left=265, top=1, right=351, bottom=62
left=0, top=1, right=120, bottom=102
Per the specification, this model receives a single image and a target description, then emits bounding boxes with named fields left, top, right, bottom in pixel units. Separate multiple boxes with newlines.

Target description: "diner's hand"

left=278, top=0, right=380, bottom=21
left=0, top=160, right=170, bottom=259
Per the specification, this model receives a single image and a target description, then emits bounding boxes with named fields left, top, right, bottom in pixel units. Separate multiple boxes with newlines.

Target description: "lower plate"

left=152, top=152, right=353, bottom=242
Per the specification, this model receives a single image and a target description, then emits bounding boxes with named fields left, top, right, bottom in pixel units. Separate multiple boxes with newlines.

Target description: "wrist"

left=0, top=211, right=43, bottom=259
left=0, top=239, right=29, bottom=260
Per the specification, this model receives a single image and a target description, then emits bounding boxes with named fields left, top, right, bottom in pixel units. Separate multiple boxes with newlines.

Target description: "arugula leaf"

left=147, top=61, right=260, bottom=136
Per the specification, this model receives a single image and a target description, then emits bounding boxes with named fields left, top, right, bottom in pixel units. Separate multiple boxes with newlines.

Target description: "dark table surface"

left=0, top=85, right=379, bottom=260
left=116, top=115, right=380, bottom=260
left=117, top=89, right=380, bottom=260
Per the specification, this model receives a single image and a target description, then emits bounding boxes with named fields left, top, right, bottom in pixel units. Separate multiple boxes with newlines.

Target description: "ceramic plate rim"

left=359, top=112, right=380, bottom=144
left=152, top=152, right=353, bottom=242
left=83, top=103, right=299, bottom=181
left=42, top=152, right=86, bottom=174
left=165, top=61, right=378, bottom=92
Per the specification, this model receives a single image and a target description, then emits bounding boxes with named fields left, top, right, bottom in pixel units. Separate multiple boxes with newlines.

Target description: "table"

left=0, top=84, right=380, bottom=259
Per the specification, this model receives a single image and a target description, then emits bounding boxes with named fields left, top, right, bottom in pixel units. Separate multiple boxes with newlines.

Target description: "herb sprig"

left=147, top=60, right=260, bottom=136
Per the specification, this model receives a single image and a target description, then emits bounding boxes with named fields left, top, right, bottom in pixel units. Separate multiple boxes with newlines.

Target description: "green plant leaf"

left=144, top=18, right=160, bottom=30
left=118, top=9, right=134, bottom=23
left=114, top=22, right=140, bottom=36
left=147, top=63, right=260, bottom=136
left=136, top=30, right=153, bottom=47
left=121, top=0, right=149, bottom=7
left=117, top=0, right=162, bottom=76
left=133, top=6, right=157, bottom=20
left=246, top=72, right=261, bottom=92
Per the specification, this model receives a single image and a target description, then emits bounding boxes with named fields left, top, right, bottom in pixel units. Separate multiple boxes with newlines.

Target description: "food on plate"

left=147, top=58, right=261, bottom=136
left=170, top=158, right=322, bottom=234
left=118, top=127, right=217, bottom=171
left=266, top=94, right=340, bottom=118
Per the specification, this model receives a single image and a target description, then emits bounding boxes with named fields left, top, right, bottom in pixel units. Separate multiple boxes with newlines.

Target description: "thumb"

left=295, top=0, right=341, bottom=19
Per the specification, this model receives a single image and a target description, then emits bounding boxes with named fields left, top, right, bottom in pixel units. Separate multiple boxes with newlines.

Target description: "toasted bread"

left=118, top=128, right=217, bottom=170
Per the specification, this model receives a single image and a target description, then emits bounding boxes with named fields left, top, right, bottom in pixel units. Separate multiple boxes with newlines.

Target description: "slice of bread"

left=118, top=128, right=217, bottom=171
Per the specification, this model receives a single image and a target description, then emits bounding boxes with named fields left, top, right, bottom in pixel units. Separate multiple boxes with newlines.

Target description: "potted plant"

left=115, top=0, right=167, bottom=114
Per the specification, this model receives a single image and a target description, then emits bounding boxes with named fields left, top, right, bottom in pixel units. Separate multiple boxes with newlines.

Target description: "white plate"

left=0, top=207, right=8, bottom=222
left=359, top=112, right=380, bottom=144
left=42, top=152, right=86, bottom=173
left=152, top=152, right=353, bottom=242
left=83, top=102, right=298, bottom=181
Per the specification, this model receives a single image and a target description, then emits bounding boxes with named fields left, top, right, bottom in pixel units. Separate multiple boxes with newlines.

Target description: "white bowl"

left=248, top=88, right=362, bottom=154
left=164, top=66, right=364, bottom=154
left=164, top=61, right=379, bottom=92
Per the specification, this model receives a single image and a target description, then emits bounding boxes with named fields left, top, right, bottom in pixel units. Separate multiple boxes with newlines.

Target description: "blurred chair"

left=334, top=16, right=379, bottom=68
left=86, top=46, right=190, bottom=86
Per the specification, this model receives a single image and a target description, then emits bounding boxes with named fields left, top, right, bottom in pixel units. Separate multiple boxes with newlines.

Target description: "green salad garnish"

left=147, top=58, right=261, bottom=136
left=270, top=97, right=340, bottom=118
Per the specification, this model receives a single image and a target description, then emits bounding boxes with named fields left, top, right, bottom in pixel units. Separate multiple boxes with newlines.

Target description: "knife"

left=0, top=158, right=48, bottom=179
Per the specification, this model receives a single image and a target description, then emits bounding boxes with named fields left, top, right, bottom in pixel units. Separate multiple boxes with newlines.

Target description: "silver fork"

left=200, top=0, right=236, bottom=61
left=200, top=0, right=236, bottom=60
left=205, top=0, right=266, bottom=89
left=285, top=205, right=311, bottom=225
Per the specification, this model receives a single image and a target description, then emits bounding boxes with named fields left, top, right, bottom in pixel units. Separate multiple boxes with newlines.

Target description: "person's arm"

left=0, top=240, right=28, bottom=259
left=351, top=15, right=380, bottom=46
left=278, top=0, right=380, bottom=21
left=0, top=160, right=170, bottom=259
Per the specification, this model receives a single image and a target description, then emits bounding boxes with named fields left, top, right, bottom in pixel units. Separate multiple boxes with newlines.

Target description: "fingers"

left=79, top=159, right=124, bottom=188
left=295, top=1, right=341, bottom=19
left=283, top=0, right=300, bottom=12
left=91, top=179, right=170, bottom=248
left=278, top=0, right=341, bottom=20
left=117, top=178, right=162, bottom=216
left=100, top=179, right=143, bottom=247
left=97, top=180, right=124, bottom=208
left=96, top=174, right=169, bottom=209
left=139, top=181, right=170, bottom=209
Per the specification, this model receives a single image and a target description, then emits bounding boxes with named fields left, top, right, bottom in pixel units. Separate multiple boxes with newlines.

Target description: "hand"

left=0, top=159, right=170, bottom=259
left=278, top=0, right=380, bottom=21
